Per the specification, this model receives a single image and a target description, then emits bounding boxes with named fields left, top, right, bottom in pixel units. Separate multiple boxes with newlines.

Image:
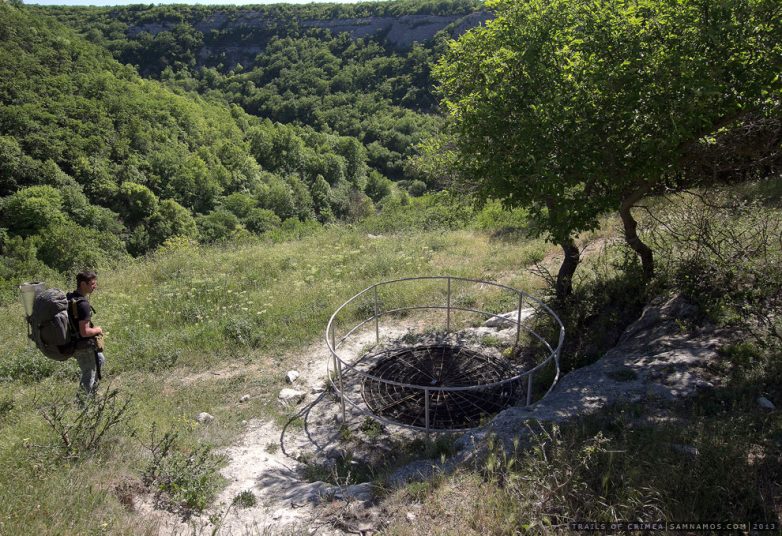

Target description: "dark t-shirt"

left=66, top=291, right=92, bottom=326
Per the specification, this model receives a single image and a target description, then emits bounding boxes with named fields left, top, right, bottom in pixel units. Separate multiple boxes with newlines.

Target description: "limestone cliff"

left=125, top=10, right=491, bottom=68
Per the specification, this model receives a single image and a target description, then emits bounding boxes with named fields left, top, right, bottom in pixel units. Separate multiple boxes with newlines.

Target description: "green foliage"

left=1, top=4, right=399, bottom=277
left=61, top=184, right=124, bottom=234
left=36, top=221, right=128, bottom=273
left=195, top=209, right=240, bottom=244
left=117, top=181, right=158, bottom=225
left=0, top=1, right=487, bottom=281
left=310, top=175, right=335, bottom=224
left=163, top=154, right=222, bottom=214
left=0, top=136, right=72, bottom=195
left=0, top=346, right=62, bottom=383
left=435, top=0, right=782, bottom=267
left=243, top=207, right=281, bottom=234
left=36, top=386, right=133, bottom=460
left=126, top=225, right=150, bottom=257
left=0, top=233, right=60, bottom=304
left=221, top=316, right=263, bottom=349
left=474, top=400, right=781, bottom=530
left=0, top=183, right=128, bottom=273
left=331, top=182, right=373, bottom=223
left=141, top=425, right=222, bottom=512
left=650, top=191, right=782, bottom=350
left=259, top=176, right=297, bottom=221
left=542, top=247, right=648, bottom=373
left=364, top=170, right=393, bottom=203
left=1, top=185, right=66, bottom=237
left=286, top=174, right=315, bottom=221
left=221, top=192, right=257, bottom=220
left=232, top=490, right=257, bottom=509
left=361, top=191, right=473, bottom=233
left=42, top=2, right=458, bottom=181
left=147, top=198, right=198, bottom=249
left=405, top=179, right=427, bottom=197
left=248, top=122, right=303, bottom=174
left=359, top=417, right=384, bottom=441
left=473, top=200, right=528, bottom=234
left=0, top=395, right=13, bottom=424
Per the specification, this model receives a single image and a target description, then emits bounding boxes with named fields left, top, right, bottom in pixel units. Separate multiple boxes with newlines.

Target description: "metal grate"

left=361, top=344, right=519, bottom=430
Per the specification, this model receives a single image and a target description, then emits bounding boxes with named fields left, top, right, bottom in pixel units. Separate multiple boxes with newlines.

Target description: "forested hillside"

left=0, top=1, right=494, bottom=297
left=38, top=1, right=486, bottom=180
left=0, top=1, right=780, bottom=533
left=2, top=2, right=460, bottom=298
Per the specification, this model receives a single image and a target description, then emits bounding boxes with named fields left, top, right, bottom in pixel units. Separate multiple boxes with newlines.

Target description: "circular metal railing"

left=325, top=276, right=565, bottom=432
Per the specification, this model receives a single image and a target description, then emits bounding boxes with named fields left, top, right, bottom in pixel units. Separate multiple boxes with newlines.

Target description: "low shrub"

left=141, top=424, right=222, bottom=512
left=0, top=346, right=63, bottom=383
left=360, top=191, right=474, bottom=233
left=650, top=191, right=781, bottom=350
left=36, top=385, right=133, bottom=460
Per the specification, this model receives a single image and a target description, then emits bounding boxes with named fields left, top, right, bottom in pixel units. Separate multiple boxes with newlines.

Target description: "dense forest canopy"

left=35, top=1, right=487, bottom=180
left=2, top=0, right=780, bottom=304
left=4, top=1, right=486, bottom=292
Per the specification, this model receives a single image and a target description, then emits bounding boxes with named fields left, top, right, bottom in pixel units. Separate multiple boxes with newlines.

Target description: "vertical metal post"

left=331, top=319, right=346, bottom=421
left=331, top=322, right=337, bottom=380
left=336, top=354, right=346, bottom=422
left=374, top=286, right=380, bottom=344
left=446, top=277, right=451, bottom=332
left=516, top=292, right=523, bottom=346
left=424, top=388, right=430, bottom=433
left=526, top=373, right=534, bottom=406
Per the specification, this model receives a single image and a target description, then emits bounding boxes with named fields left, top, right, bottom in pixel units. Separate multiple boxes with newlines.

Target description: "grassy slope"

left=0, top=222, right=553, bottom=534
left=1, top=186, right=780, bottom=533
left=381, top=186, right=782, bottom=533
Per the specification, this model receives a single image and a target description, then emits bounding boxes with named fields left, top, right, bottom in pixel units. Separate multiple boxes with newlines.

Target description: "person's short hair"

left=76, top=271, right=98, bottom=286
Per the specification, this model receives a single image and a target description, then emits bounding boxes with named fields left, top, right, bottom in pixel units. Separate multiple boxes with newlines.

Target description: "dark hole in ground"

left=362, top=344, right=521, bottom=430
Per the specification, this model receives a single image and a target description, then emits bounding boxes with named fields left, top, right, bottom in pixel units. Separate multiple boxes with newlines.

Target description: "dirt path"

left=139, top=320, right=417, bottom=535
left=136, top=262, right=720, bottom=535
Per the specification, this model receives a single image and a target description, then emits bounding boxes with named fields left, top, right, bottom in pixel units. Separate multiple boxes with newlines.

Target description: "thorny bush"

left=35, top=384, right=133, bottom=460
left=141, top=423, right=222, bottom=512
left=648, top=190, right=782, bottom=349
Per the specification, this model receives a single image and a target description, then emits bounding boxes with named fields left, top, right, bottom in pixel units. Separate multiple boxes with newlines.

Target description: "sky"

left=29, top=0, right=370, bottom=5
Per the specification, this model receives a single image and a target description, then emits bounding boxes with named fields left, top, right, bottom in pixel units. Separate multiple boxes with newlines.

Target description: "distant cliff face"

left=127, top=10, right=491, bottom=67
left=299, top=11, right=491, bottom=49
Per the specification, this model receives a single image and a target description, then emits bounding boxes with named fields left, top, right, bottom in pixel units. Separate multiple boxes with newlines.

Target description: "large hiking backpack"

left=27, top=288, right=78, bottom=361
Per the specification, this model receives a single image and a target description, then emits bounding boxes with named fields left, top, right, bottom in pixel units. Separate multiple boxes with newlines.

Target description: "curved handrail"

left=324, top=276, right=564, bottom=432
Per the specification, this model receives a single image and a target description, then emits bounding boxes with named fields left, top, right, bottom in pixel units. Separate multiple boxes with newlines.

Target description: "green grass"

left=1, top=184, right=779, bottom=533
left=384, top=395, right=781, bottom=535
left=0, top=223, right=552, bottom=533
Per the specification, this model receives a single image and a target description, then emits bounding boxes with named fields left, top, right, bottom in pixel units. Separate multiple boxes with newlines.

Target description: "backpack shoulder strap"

left=69, top=296, right=85, bottom=337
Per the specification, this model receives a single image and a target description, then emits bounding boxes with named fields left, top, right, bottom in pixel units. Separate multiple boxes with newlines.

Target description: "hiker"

left=67, top=271, right=106, bottom=394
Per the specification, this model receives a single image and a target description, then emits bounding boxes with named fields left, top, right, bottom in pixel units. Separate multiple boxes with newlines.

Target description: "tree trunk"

left=555, top=239, right=580, bottom=300
left=619, top=194, right=654, bottom=280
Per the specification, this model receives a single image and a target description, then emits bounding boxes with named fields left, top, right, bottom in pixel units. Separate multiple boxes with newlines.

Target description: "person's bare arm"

left=79, top=319, right=103, bottom=338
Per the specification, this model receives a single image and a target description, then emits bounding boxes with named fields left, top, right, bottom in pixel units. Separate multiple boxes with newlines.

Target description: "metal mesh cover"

left=361, top=344, right=519, bottom=429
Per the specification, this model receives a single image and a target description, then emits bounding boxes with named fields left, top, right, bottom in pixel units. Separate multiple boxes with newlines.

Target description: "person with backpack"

left=66, top=271, right=106, bottom=394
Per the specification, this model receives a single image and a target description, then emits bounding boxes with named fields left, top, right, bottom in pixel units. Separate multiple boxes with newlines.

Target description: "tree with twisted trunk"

left=433, top=0, right=781, bottom=296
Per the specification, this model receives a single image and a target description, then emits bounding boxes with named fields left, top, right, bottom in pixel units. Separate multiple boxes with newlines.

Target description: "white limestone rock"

left=195, top=412, right=214, bottom=424
left=483, top=307, right=535, bottom=328
left=278, top=388, right=306, bottom=404
left=286, top=370, right=300, bottom=384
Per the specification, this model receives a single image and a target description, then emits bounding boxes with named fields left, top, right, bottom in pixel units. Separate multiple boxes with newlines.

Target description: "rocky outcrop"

left=383, top=294, right=725, bottom=486
left=300, top=12, right=491, bottom=49
left=460, top=294, right=723, bottom=449
left=126, top=10, right=492, bottom=69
